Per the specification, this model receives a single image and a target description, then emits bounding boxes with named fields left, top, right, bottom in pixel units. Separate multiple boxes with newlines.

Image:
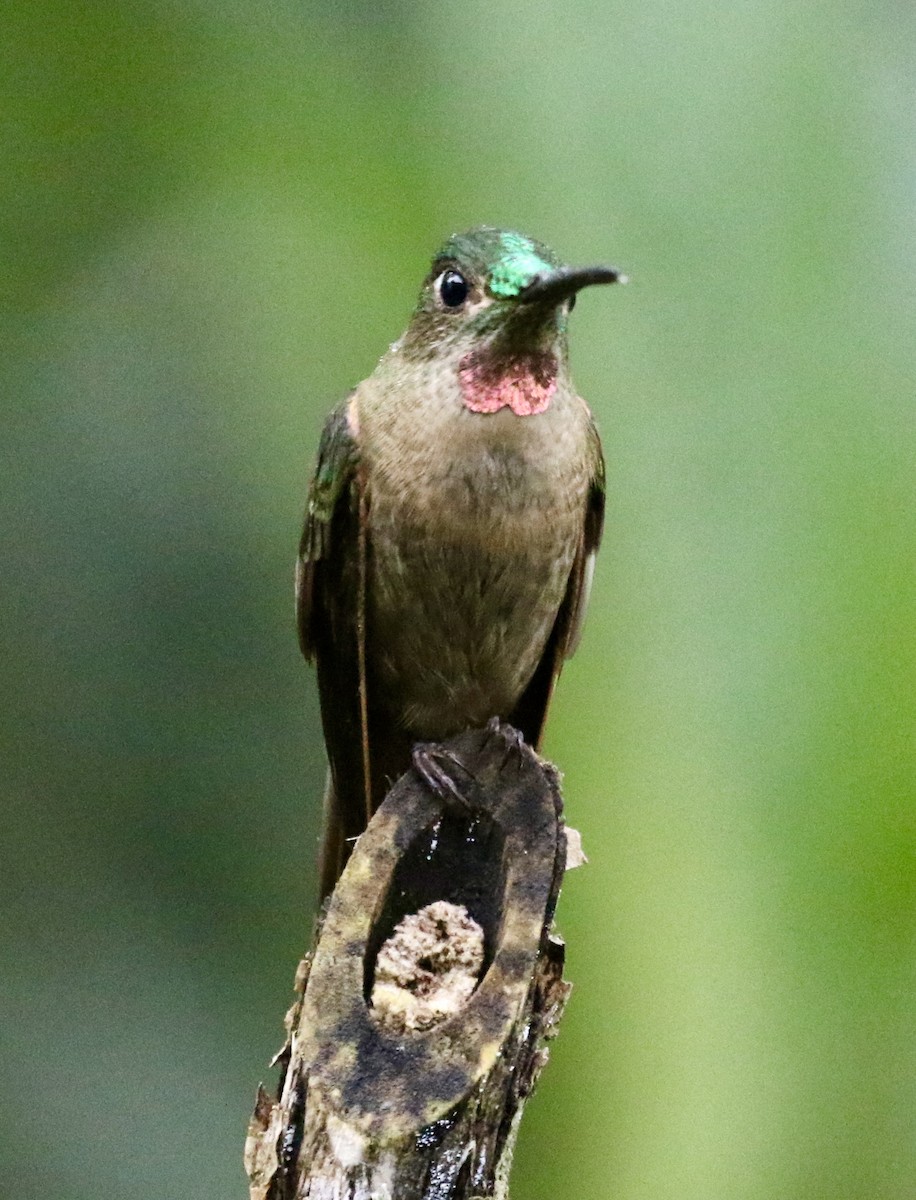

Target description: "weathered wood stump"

left=246, top=720, right=575, bottom=1199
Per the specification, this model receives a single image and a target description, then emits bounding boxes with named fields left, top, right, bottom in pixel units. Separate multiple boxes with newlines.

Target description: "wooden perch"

left=246, top=720, right=574, bottom=1199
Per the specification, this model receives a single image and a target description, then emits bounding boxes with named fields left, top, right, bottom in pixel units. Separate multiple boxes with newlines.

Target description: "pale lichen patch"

left=371, top=901, right=485, bottom=1033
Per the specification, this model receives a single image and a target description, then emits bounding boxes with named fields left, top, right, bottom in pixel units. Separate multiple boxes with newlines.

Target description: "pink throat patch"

left=458, top=350, right=558, bottom=416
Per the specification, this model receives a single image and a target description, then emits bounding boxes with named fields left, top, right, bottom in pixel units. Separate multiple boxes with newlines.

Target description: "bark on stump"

left=246, top=721, right=574, bottom=1199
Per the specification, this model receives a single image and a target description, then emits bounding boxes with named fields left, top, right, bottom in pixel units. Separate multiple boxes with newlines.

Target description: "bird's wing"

left=296, top=397, right=372, bottom=894
left=509, top=419, right=605, bottom=748
left=559, top=424, right=605, bottom=661
left=296, top=396, right=361, bottom=661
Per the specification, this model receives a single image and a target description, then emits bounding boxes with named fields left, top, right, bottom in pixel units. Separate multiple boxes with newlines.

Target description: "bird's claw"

left=484, top=717, right=526, bottom=773
left=412, top=744, right=471, bottom=810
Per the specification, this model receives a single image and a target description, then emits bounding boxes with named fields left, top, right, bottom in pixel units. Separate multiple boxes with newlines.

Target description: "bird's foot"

left=412, top=743, right=473, bottom=810
left=484, top=717, right=526, bottom=773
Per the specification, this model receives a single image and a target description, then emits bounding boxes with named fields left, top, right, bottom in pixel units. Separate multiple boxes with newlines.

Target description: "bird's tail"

left=317, top=770, right=348, bottom=902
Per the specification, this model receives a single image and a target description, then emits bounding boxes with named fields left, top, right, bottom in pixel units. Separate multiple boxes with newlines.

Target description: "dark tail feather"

left=317, top=772, right=348, bottom=902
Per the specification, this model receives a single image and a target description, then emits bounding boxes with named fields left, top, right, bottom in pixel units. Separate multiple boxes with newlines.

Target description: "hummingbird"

left=297, top=227, right=625, bottom=898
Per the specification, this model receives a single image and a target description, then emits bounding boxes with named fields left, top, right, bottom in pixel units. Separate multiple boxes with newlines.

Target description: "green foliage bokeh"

left=2, top=2, right=913, bottom=1197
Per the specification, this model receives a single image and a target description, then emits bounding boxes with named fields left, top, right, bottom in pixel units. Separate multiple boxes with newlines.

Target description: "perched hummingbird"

left=297, top=227, right=625, bottom=897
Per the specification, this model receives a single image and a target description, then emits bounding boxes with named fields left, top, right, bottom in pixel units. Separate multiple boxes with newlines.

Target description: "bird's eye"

left=438, top=269, right=469, bottom=308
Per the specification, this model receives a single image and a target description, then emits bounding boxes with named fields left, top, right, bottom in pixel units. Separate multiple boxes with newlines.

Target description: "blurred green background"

left=2, top=1, right=914, bottom=1196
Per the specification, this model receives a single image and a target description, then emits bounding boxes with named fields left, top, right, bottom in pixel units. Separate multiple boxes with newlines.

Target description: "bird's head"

left=399, top=227, right=625, bottom=416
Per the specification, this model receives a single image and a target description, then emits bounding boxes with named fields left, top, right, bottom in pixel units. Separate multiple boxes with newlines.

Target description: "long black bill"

left=518, top=264, right=628, bottom=306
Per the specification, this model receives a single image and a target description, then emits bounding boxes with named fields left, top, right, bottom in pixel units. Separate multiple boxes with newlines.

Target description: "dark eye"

left=438, top=269, right=469, bottom=308
left=568, top=294, right=577, bottom=312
